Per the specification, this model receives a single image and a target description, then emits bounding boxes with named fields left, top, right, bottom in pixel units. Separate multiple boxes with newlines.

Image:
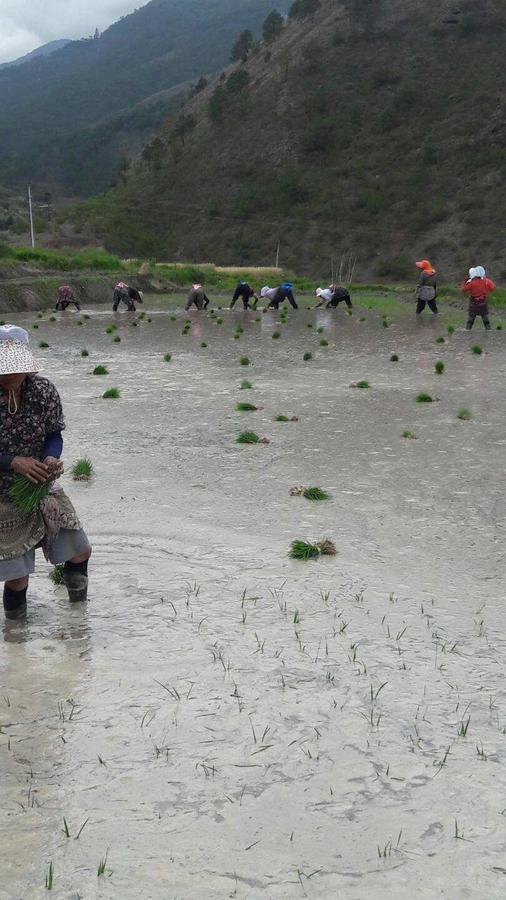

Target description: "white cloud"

left=0, top=0, right=141, bottom=63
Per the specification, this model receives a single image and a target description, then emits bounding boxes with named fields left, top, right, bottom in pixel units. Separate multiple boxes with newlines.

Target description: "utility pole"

left=275, top=242, right=280, bottom=268
left=28, top=185, right=35, bottom=248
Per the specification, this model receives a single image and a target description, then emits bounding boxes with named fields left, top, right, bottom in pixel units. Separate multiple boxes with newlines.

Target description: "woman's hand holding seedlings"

left=11, top=456, right=49, bottom=484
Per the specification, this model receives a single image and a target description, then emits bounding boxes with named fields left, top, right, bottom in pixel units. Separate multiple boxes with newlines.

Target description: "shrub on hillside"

left=208, top=85, right=227, bottom=124
left=227, top=68, right=251, bottom=94
left=304, top=115, right=335, bottom=151
left=231, top=29, right=253, bottom=62
left=289, top=0, right=321, bottom=19
left=263, top=10, right=284, bottom=42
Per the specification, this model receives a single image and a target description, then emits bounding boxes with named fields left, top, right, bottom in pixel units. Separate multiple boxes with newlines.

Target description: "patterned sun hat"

left=0, top=325, right=38, bottom=375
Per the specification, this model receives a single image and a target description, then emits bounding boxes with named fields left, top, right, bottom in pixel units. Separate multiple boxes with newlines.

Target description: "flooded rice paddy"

left=0, top=296, right=505, bottom=899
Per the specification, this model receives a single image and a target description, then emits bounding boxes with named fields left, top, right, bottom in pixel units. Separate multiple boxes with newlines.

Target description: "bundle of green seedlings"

left=236, top=431, right=270, bottom=444
left=93, top=365, right=108, bottom=375
left=236, top=402, right=258, bottom=412
left=71, top=457, right=94, bottom=481
left=416, top=392, right=433, bottom=403
left=351, top=380, right=370, bottom=389
left=289, top=485, right=329, bottom=501
left=49, top=563, right=65, bottom=585
left=102, top=388, right=120, bottom=399
left=435, top=361, right=445, bottom=374
left=275, top=414, right=298, bottom=422
left=289, top=538, right=337, bottom=560
left=9, top=460, right=63, bottom=513
left=472, top=345, right=482, bottom=355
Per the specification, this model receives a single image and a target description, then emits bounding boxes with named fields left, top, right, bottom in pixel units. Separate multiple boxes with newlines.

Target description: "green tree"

left=231, top=29, right=253, bottom=62
left=289, top=0, right=320, bottom=20
left=227, top=68, right=251, bottom=94
left=207, top=85, right=227, bottom=125
left=262, top=10, right=284, bottom=43
left=172, top=113, right=197, bottom=145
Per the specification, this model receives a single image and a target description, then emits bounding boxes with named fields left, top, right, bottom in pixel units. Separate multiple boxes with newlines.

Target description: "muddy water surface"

left=0, top=300, right=505, bottom=899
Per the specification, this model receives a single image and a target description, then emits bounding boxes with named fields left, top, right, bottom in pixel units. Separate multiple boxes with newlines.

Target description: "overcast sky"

left=0, top=0, right=142, bottom=63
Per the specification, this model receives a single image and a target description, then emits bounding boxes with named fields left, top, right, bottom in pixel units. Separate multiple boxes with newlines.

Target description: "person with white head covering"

left=260, top=283, right=298, bottom=309
left=0, top=325, right=91, bottom=619
left=461, top=265, right=496, bottom=330
left=314, top=285, right=353, bottom=309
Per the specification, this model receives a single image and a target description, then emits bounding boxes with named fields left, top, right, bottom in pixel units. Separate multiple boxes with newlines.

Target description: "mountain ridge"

left=0, top=0, right=289, bottom=194
left=74, top=0, right=506, bottom=279
left=0, top=40, right=72, bottom=70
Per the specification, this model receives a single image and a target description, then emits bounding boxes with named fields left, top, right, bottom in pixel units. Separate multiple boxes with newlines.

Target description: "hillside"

left=0, top=0, right=289, bottom=195
left=0, top=40, right=71, bottom=70
left=73, top=0, right=506, bottom=280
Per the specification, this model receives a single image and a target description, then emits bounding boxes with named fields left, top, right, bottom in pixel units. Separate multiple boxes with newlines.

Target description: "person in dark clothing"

left=230, top=281, right=259, bottom=310
left=185, top=284, right=210, bottom=311
left=415, top=260, right=438, bottom=314
left=314, top=285, right=352, bottom=309
left=56, top=284, right=81, bottom=311
left=112, top=282, right=131, bottom=311
left=127, top=285, right=143, bottom=310
left=260, top=283, right=298, bottom=310
left=461, top=266, right=495, bottom=330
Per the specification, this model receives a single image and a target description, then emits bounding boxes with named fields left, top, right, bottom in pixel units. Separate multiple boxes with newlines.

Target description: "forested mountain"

left=0, top=0, right=288, bottom=195
left=75, top=0, right=506, bottom=279
left=0, top=40, right=71, bottom=70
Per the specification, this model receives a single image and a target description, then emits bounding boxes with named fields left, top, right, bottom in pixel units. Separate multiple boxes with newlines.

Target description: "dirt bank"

left=0, top=270, right=175, bottom=313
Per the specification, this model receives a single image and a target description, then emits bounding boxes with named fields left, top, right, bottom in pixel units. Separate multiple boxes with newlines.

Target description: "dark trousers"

left=56, top=299, right=81, bottom=311
left=231, top=297, right=250, bottom=310
left=416, top=298, right=438, bottom=314
left=467, top=301, right=490, bottom=329
left=329, top=297, right=352, bottom=309
left=268, top=289, right=298, bottom=310
left=113, top=299, right=135, bottom=311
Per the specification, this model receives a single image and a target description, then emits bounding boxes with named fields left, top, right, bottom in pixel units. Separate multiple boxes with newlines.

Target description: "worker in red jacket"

left=461, top=266, right=496, bottom=330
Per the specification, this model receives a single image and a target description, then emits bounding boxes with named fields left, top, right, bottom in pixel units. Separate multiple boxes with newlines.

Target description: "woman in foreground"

left=0, top=325, right=91, bottom=619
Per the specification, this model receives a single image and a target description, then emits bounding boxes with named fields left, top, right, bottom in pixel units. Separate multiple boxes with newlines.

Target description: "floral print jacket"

left=0, top=376, right=65, bottom=493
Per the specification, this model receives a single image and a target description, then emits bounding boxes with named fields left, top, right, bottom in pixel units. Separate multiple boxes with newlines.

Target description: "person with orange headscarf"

left=415, top=260, right=438, bottom=315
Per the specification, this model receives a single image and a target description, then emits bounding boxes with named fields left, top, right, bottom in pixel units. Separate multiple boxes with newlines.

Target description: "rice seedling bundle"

left=93, top=365, right=108, bottom=375
left=236, top=431, right=260, bottom=444
left=71, top=457, right=94, bottom=481
left=49, top=563, right=65, bottom=585
left=102, top=388, right=120, bottom=399
left=236, top=402, right=257, bottom=412
left=289, top=538, right=337, bottom=560
left=303, top=487, right=330, bottom=501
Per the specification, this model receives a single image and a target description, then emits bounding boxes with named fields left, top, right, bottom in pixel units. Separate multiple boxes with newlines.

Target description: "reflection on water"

left=0, top=300, right=504, bottom=898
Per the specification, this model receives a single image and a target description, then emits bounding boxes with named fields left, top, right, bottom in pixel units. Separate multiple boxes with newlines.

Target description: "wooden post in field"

left=28, top=185, right=35, bottom=249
